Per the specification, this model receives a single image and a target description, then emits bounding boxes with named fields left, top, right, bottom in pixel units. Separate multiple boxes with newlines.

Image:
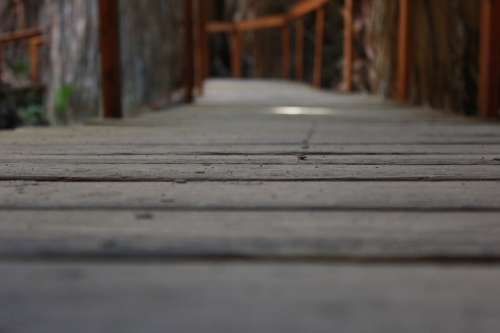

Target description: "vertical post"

left=342, top=0, right=354, bottom=92
left=0, top=46, right=4, bottom=83
left=29, top=37, right=42, bottom=84
left=282, top=21, right=291, bottom=79
left=295, top=19, right=305, bottom=81
left=313, top=7, right=326, bottom=88
left=479, top=0, right=500, bottom=118
left=396, top=0, right=410, bottom=102
left=98, top=0, right=123, bottom=118
left=195, top=0, right=208, bottom=95
left=184, top=0, right=195, bottom=103
left=231, top=26, right=242, bottom=78
left=200, top=0, right=210, bottom=82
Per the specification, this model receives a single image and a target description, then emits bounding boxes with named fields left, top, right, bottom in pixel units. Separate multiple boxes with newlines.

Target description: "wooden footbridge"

left=1, top=0, right=500, bottom=332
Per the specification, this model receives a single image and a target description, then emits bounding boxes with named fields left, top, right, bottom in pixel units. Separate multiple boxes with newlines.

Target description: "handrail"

left=0, top=28, right=43, bottom=45
left=288, top=0, right=329, bottom=19
left=206, top=0, right=329, bottom=34
left=0, top=28, right=45, bottom=84
left=202, top=0, right=331, bottom=86
left=236, top=15, right=287, bottom=31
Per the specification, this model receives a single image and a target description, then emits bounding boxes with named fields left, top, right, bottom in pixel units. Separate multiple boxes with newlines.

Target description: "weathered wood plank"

left=1, top=164, right=500, bottom=181
left=1, top=211, right=500, bottom=260
left=1, top=181, right=500, bottom=210
left=1, top=263, right=499, bottom=333
left=2, top=154, right=500, bottom=165
left=2, top=144, right=500, bottom=156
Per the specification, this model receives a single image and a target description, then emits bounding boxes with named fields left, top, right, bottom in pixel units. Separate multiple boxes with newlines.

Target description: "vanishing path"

left=1, top=80, right=500, bottom=332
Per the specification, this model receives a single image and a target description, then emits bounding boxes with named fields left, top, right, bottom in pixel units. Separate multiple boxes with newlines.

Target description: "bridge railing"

left=199, top=0, right=352, bottom=90
left=0, top=28, right=45, bottom=85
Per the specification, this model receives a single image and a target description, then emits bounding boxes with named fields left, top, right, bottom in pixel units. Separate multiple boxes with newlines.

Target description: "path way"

left=1, top=80, right=500, bottom=332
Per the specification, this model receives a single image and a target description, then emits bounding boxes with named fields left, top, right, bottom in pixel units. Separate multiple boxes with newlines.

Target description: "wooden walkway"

left=1, top=79, right=500, bottom=332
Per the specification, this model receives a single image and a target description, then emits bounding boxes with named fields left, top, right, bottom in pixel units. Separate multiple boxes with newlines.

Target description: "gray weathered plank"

left=1, top=154, right=500, bottom=165
left=1, top=263, right=500, bottom=333
left=0, top=211, right=499, bottom=260
left=1, top=163, right=500, bottom=181
left=1, top=181, right=500, bottom=210
left=3, top=143, right=500, bottom=155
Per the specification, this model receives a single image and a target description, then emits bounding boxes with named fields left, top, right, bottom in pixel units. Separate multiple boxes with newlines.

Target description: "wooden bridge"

left=2, top=79, right=500, bottom=331
left=1, top=0, right=500, bottom=332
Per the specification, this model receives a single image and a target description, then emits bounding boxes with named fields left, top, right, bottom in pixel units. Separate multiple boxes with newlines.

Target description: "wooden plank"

left=183, top=0, right=195, bottom=103
left=3, top=144, right=500, bottom=156
left=396, top=0, right=410, bottom=102
left=341, top=0, right=354, bottom=92
left=1, top=211, right=500, bottom=260
left=2, top=154, right=500, bottom=166
left=313, top=8, right=326, bottom=88
left=1, top=181, right=500, bottom=210
left=479, top=0, right=500, bottom=118
left=295, top=20, right=305, bottom=81
left=1, top=263, right=500, bottom=333
left=98, top=0, right=123, bottom=118
left=2, top=164, right=500, bottom=182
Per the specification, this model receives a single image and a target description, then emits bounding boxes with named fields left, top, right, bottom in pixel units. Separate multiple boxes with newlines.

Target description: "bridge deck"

left=1, top=80, right=500, bottom=332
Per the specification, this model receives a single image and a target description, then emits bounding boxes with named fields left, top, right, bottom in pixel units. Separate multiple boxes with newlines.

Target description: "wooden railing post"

left=313, top=7, right=326, bottom=88
left=98, top=0, right=123, bottom=118
left=231, top=25, right=242, bottom=78
left=479, top=0, right=500, bottom=118
left=282, top=19, right=291, bottom=79
left=183, top=0, right=195, bottom=103
left=0, top=46, right=4, bottom=83
left=195, top=0, right=209, bottom=95
left=342, top=0, right=354, bottom=92
left=396, top=0, right=410, bottom=102
left=29, top=37, right=43, bottom=84
left=295, top=19, right=305, bottom=81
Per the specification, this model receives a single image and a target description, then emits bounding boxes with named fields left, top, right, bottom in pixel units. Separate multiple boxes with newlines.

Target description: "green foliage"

left=54, top=84, right=74, bottom=122
left=9, top=59, right=30, bottom=77
left=18, top=104, right=48, bottom=126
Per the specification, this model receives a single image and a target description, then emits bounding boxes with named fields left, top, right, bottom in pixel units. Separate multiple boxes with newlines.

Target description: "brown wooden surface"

left=0, top=28, right=42, bottom=45
left=231, top=28, right=242, bottom=78
left=98, top=0, right=123, bottom=118
left=183, top=0, right=195, bottom=103
left=479, top=0, right=500, bottom=118
left=237, top=15, right=286, bottom=32
left=396, top=0, right=410, bottom=102
left=29, top=37, right=43, bottom=84
left=206, top=22, right=234, bottom=33
left=313, top=8, right=325, bottom=88
left=342, top=0, right=354, bottom=92
left=288, top=0, right=329, bottom=19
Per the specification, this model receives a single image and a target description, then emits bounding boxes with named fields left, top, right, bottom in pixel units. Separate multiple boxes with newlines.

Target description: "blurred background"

left=0, top=0, right=481, bottom=128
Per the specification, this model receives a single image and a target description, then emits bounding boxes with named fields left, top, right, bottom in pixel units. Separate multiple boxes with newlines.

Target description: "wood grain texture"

left=1, top=80, right=500, bottom=332
left=1, top=263, right=500, bottom=333
left=1, top=211, right=500, bottom=260
left=1, top=181, right=500, bottom=210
